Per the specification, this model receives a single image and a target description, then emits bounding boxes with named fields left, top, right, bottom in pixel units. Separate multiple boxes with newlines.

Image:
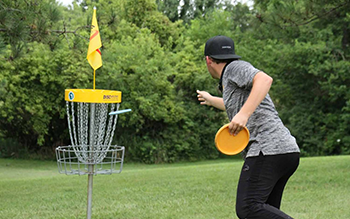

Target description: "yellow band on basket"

left=65, top=89, right=122, bottom=103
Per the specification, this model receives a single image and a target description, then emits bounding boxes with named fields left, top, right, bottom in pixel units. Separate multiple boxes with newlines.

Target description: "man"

left=197, top=35, right=300, bottom=219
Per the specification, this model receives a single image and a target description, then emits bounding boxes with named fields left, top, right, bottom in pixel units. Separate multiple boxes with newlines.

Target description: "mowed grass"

left=0, top=156, right=349, bottom=219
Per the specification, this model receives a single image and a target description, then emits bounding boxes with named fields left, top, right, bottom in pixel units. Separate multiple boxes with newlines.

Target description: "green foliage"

left=124, top=0, right=157, bottom=27
left=250, top=0, right=350, bottom=156
left=156, top=0, right=228, bottom=23
left=98, top=29, right=225, bottom=163
left=0, top=0, right=349, bottom=162
left=0, top=0, right=66, bottom=58
left=0, top=41, right=91, bottom=153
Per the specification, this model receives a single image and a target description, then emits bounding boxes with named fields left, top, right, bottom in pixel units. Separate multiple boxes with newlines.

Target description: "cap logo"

left=222, top=46, right=232, bottom=49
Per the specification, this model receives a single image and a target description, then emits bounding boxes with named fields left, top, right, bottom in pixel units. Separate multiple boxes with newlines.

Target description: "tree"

left=156, top=0, right=228, bottom=23
left=0, top=0, right=228, bottom=161
left=0, top=0, right=68, bottom=58
left=1, top=0, right=349, bottom=161
left=250, top=0, right=350, bottom=155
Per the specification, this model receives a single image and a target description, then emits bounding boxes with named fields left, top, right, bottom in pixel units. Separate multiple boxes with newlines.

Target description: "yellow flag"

left=87, top=7, right=102, bottom=70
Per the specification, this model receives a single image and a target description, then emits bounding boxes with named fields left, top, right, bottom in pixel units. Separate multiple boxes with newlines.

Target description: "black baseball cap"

left=204, top=35, right=241, bottom=60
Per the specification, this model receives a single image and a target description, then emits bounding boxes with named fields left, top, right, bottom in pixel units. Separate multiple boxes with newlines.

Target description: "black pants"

left=236, top=152, right=300, bottom=219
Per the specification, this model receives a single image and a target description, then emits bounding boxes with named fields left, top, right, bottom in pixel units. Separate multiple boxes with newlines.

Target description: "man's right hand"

left=197, top=90, right=213, bottom=106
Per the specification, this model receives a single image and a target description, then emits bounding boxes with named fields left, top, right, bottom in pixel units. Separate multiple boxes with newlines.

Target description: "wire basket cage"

left=56, top=145, right=124, bottom=175
left=55, top=89, right=125, bottom=175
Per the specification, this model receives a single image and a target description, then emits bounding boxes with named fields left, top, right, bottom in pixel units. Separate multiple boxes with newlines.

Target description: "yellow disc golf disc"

left=215, top=124, right=250, bottom=155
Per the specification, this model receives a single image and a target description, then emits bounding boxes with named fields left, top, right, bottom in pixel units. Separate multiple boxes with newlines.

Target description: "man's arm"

left=196, top=90, right=225, bottom=111
left=229, top=71, right=273, bottom=135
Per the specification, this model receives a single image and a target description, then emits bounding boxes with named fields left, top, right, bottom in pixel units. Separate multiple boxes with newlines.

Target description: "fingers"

left=197, top=95, right=204, bottom=102
left=229, top=122, right=244, bottom=136
left=196, top=90, right=212, bottom=106
left=229, top=112, right=248, bottom=135
left=231, top=127, right=242, bottom=136
left=197, top=90, right=206, bottom=105
left=234, top=127, right=243, bottom=136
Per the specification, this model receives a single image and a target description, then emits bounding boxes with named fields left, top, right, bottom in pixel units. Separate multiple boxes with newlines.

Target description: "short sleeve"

left=224, top=61, right=260, bottom=90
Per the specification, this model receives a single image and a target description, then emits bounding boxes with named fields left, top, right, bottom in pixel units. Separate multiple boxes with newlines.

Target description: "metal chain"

left=65, top=101, right=121, bottom=164
left=93, top=104, right=105, bottom=163
left=70, top=101, right=78, bottom=146
left=104, top=103, right=116, bottom=147
left=66, top=101, right=74, bottom=146
left=108, top=103, right=120, bottom=147
left=97, top=103, right=108, bottom=148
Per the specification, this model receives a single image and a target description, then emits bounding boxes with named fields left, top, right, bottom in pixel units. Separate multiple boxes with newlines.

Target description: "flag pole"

left=93, top=69, right=96, bottom=90
left=93, top=6, right=96, bottom=90
left=87, top=6, right=102, bottom=91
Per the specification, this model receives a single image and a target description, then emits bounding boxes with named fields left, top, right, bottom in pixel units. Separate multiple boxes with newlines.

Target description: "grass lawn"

left=0, top=156, right=349, bottom=219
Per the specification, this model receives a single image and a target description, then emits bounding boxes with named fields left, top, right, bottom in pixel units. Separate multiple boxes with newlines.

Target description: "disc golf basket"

left=56, top=89, right=129, bottom=219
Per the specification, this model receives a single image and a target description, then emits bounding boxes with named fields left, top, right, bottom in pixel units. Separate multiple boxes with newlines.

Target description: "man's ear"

left=206, top=56, right=212, bottom=65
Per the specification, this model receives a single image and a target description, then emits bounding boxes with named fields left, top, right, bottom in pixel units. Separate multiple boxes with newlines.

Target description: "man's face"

left=205, top=56, right=219, bottom=79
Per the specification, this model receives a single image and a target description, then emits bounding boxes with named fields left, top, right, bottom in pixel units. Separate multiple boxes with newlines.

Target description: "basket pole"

left=87, top=103, right=96, bottom=219
left=87, top=165, right=94, bottom=219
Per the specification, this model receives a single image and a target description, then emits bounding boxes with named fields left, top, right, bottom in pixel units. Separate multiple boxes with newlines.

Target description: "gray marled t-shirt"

left=222, top=60, right=300, bottom=158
